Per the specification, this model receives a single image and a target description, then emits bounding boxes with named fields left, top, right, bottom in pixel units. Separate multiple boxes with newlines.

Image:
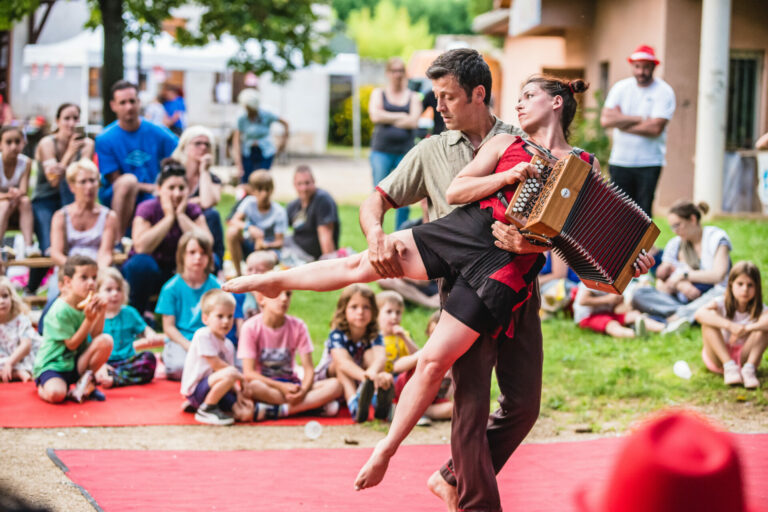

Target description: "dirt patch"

left=3, top=400, right=765, bottom=511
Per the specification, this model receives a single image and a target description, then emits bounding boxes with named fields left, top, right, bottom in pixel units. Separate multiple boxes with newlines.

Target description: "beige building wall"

left=731, top=0, right=768, bottom=138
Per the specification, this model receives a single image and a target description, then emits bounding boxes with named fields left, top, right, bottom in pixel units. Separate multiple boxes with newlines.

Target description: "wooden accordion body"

left=504, top=153, right=659, bottom=294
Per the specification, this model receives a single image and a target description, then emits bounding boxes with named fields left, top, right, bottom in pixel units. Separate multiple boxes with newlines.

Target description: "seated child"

left=156, top=231, right=223, bottom=381
left=694, top=261, right=768, bottom=389
left=0, top=276, right=41, bottom=382
left=181, top=289, right=254, bottom=425
left=96, top=268, right=165, bottom=388
left=242, top=251, right=279, bottom=319
left=382, top=306, right=453, bottom=426
left=0, top=126, right=37, bottom=256
left=573, top=282, right=664, bottom=338
left=314, top=284, right=393, bottom=423
left=225, top=170, right=288, bottom=276
left=239, top=288, right=343, bottom=420
left=33, top=255, right=113, bottom=403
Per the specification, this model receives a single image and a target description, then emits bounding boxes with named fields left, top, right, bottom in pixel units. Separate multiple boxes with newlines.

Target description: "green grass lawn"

left=219, top=195, right=768, bottom=431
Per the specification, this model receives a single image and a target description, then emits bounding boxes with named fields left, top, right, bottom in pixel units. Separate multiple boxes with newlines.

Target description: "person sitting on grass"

left=0, top=126, right=38, bottom=257
left=573, top=282, right=664, bottom=339
left=155, top=230, right=222, bottom=381
left=694, top=261, right=768, bottom=389
left=180, top=289, right=254, bottom=426
left=225, top=170, right=288, bottom=276
left=380, top=298, right=453, bottom=426
left=0, top=276, right=41, bottom=382
left=33, top=255, right=113, bottom=403
left=95, top=268, right=165, bottom=388
left=239, top=288, right=343, bottom=420
left=313, top=284, right=394, bottom=423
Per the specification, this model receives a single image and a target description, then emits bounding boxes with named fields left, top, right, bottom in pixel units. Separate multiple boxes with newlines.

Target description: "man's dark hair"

left=426, top=49, right=492, bottom=105
left=110, top=80, right=139, bottom=101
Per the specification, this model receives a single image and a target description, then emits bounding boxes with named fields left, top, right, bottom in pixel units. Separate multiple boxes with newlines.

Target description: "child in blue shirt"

left=155, top=231, right=221, bottom=381
left=97, top=268, right=165, bottom=387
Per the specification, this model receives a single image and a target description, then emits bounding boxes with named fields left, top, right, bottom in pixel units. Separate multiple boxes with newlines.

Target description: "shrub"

left=329, top=84, right=375, bottom=146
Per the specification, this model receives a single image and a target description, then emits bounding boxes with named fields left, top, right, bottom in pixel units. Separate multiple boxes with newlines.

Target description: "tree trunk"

left=99, top=0, right=124, bottom=126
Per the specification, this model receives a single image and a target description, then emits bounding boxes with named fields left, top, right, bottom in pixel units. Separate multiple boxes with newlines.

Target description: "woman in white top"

left=171, top=126, right=224, bottom=267
left=50, top=159, right=118, bottom=269
left=0, top=126, right=35, bottom=256
left=632, top=200, right=731, bottom=328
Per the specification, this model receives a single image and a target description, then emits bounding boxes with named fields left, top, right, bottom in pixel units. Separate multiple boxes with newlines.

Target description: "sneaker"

left=662, top=317, right=690, bottom=335
left=69, top=370, right=94, bottom=403
left=181, top=399, right=197, bottom=413
left=634, top=315, right=648, bottom=338
left=374, top=385, right=395, bottom=420
left=25, top=244, right=41, bottom=258
left=741, top=364, right=760, bottom=389
left=321, top=400, right=340, bottom=417
left=194, top=404, right=235, bottom=426
left=87, top=389, right=106, bottom=401
left=416, top=415, right=433, bottom=427
left=723, top=364, right=743, bottom=386
left=355, top=379, right=375, bottom=423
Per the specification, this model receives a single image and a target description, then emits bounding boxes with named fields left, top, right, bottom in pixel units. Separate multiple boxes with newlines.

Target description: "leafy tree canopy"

left=346, top=0, right=433, bottom=61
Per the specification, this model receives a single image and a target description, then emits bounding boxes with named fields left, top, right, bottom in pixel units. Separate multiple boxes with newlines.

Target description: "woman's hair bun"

left=569, top=79, right=589, bottom=94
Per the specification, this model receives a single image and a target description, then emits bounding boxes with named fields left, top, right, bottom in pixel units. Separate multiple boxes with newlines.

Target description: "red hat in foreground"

left=627, top=45, right=660, bottom=65
left=574, top=411, right=749, bottom=512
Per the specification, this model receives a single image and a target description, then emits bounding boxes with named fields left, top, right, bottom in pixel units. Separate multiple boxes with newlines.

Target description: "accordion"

left=504, top=152, right=659, bottom=294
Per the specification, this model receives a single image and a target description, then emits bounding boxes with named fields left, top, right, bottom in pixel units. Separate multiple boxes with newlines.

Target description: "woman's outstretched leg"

left=223, top=230, right=427, bottom=296
left=354, top=313, right=479, bottom=490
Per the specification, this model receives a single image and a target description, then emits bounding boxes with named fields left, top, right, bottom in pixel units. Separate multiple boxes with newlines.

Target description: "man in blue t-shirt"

left=95, top=80, right=178, bottom=236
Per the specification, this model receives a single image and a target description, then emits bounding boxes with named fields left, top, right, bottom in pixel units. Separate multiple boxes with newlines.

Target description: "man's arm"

left=317, top=223, right=337, bottom=255
left=600, top=106, right=642, bottom=130
left=359, top=191, right=406, bottom=277
left=622, top=117, right=668, bottom=137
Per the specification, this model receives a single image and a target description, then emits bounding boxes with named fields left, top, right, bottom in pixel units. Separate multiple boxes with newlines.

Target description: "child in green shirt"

left=33, top=254, right=113, bottom=403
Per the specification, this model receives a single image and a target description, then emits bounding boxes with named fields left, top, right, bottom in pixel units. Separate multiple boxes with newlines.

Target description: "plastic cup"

left=673, top=360, right=692, bottom=380
left=304, top=420, right=322, bottom=440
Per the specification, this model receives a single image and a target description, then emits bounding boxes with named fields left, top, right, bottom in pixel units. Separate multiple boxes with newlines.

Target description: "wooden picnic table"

left=5, top=252, right=129, bottom=268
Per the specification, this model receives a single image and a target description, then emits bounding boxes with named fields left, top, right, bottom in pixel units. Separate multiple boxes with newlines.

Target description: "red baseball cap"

left=574, top=411, right=751, bottom=512
left=627, top=45, right=660, bottom=65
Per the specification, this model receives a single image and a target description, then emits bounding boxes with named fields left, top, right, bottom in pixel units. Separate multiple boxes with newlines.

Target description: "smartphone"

left=74, top=126, right=86, bottom=140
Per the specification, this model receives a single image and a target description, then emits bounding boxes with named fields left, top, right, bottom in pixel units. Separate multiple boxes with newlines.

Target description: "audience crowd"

left=0, top=71, right=765, bottom=428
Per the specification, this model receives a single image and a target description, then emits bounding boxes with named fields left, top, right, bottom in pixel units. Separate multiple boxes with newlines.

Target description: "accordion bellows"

left=505, top=153, right=659, bottom=294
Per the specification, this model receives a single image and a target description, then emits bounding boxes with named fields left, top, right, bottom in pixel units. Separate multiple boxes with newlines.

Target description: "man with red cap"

left=601, top=45, right=676, bottom=216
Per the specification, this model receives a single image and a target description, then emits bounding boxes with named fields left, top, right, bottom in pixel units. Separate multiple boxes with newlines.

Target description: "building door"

left=727, top=51, right=763, bottom=149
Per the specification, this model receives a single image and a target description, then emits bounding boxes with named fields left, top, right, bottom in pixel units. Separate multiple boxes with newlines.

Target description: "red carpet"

left=0, top=380, right=354, bottom=428
left=50, top=435, right=768, bottom=512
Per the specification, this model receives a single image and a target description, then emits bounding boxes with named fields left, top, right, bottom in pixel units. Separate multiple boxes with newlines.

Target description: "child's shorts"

left=702, top=343, right=744, bottom=374
left=187, top=377, right=237, bottom=411
left=578, top=313, right=626, bottom=333
left=35, top=369, right=80, bottom=387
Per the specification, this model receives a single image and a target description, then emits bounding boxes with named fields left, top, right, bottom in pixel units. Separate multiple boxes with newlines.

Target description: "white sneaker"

left=662, top=317, right=690, bottom=335
left=741, top=364, right=759, bottom=389
left=724, top=364, right=743, bottom=386
left=416, top=415, right=433, bottom=427
left=25, top=244, right=41, bottom=258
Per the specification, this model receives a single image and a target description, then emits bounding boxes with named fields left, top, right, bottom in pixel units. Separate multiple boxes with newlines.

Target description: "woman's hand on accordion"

left=502, top=162, right=539, bottom=186
left=492, top=222, right=549, bottom=254
left=633, top=250, right=655, bottom=278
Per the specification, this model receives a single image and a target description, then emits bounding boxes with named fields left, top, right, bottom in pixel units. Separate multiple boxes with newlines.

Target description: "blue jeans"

left=241, top=146, right=274, bottom=183
left=370, top=150, right=409, bottom=229
left=203, top=208, right=224, bottom=271
left=29, top=195, right=60, bottom=292
left=121, top=254, right=174, bottom=315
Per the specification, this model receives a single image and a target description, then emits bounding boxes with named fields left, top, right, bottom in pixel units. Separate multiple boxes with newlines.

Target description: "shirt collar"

left=446, top=115, right=510, bottom=148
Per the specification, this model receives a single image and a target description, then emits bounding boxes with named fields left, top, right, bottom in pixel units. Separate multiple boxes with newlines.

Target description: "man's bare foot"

left=354, top=440, right=394, bottom=490
left=427, top=470, right=458, bottom=512
left=222, top=274, right=280, bottom=297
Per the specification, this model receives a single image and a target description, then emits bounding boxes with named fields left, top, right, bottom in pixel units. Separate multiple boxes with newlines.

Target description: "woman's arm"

left=694, top=300, right=732, bottom=330
left=446, top=134, right=532, bottom=204
left=49, top=210, right=68, bottom=267
left=392, top=93, right=422, bottom=130
left=368, top=89, right=407, bottom=125
left=196, top=157, right=220, bottom=209
left=132, top=215, right=175, bottom=255
left=686, top=245, right=731, bottom=285
left=162, top=315, right=191, bottom=351
left=97, top=210, right=119, bottom=268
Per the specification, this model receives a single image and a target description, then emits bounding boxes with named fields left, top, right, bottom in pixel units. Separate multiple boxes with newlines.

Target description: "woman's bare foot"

left=354, top=440, right=394, bottom=490
left=223, top=274, right=280, bottom=297
left=427, top=470, right=458, bottom=512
